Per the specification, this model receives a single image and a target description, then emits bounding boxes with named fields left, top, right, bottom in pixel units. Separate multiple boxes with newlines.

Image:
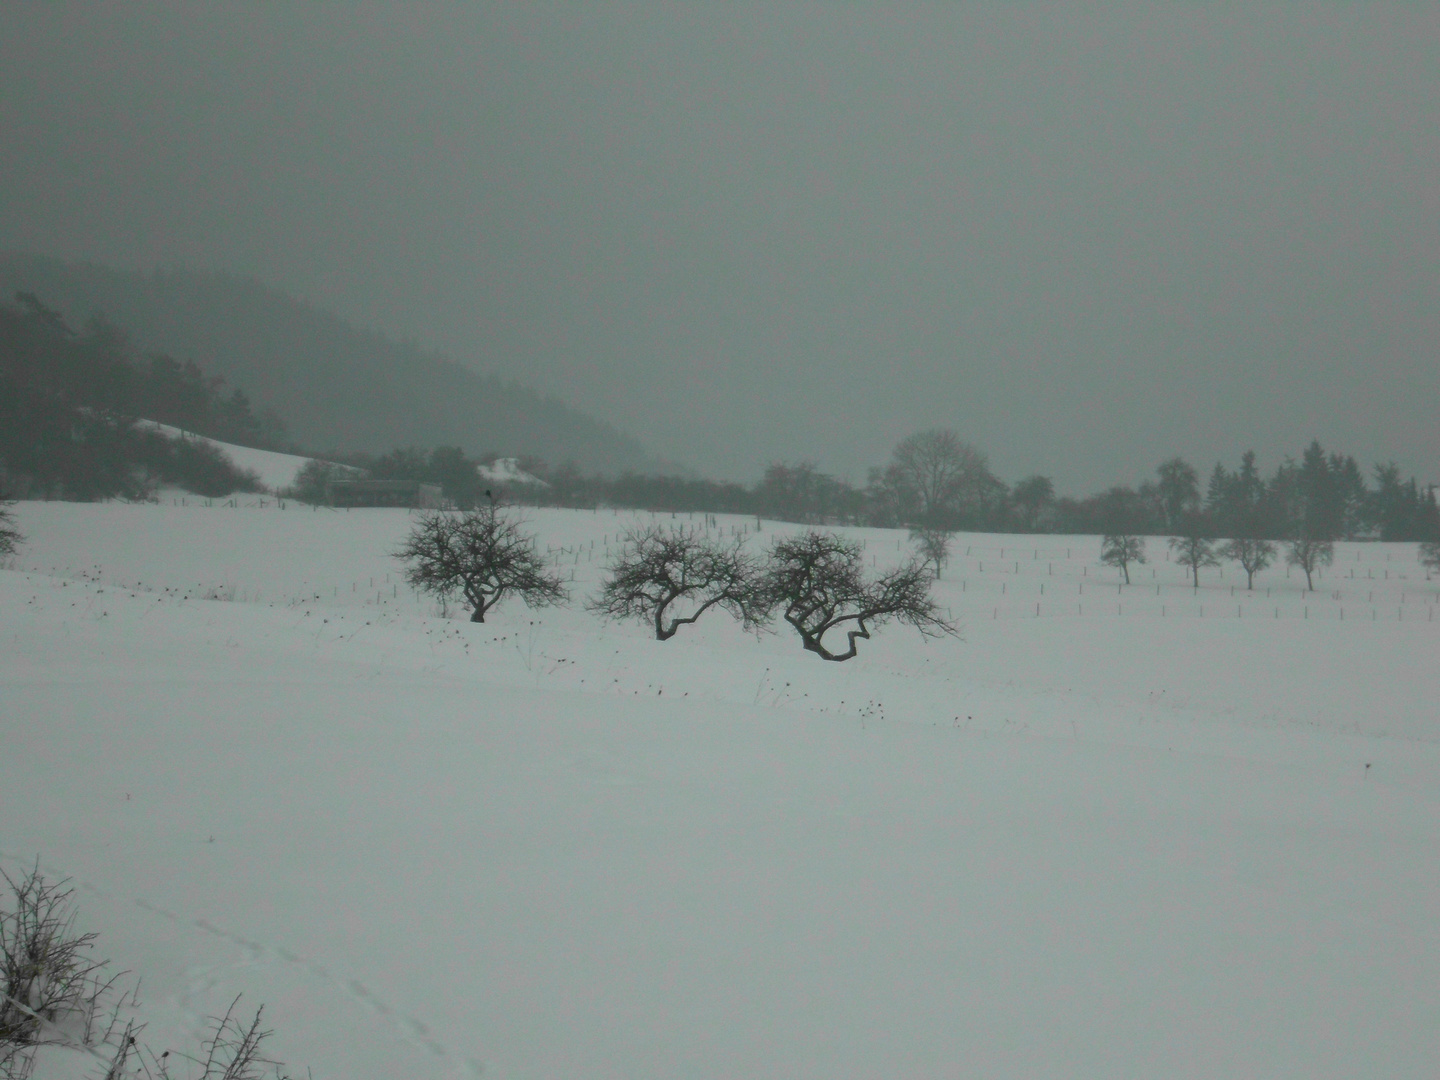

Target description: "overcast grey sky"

left=3, top=4, right=1437, bottom=490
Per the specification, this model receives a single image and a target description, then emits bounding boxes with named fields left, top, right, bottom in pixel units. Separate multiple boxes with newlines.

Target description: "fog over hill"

left=0, top=252, right=667, bottom=475
left=5, top=7, right=1439, bottom=489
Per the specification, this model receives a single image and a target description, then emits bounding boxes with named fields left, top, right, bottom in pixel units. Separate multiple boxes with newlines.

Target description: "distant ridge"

left=0, top=252, right=667, bottom=475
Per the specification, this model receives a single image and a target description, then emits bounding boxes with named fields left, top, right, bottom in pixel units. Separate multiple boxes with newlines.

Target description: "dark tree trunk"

left=654, top=592, right=723, bottom=641
left=791, top=616, right=868, bottom=662
left=653, top=592, right=679, bottom=640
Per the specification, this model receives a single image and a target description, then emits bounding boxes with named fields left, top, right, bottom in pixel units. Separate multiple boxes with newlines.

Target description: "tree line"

left=1090, top=445, right=1438, bottom=544
left=357, top=428, right=1437, bottom=545
left=5, top=287, right=1433, bottom=544
left=0, top=293, right=283, bottom=499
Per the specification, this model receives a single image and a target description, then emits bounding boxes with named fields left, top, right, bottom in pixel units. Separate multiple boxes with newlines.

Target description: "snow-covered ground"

left=4, top=501, right=1440, bottom=1078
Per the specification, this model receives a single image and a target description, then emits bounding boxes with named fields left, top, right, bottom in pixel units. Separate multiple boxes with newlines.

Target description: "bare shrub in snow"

left=396, top=504, right=568, bottom=623
left=0, top=861, right=300, bottom=1080
left=83, top=993, right=295, bottom=1080
left=0, top=861, right=113, bottom=1050
left=148, top=995, right=296, bottom=1080
left=1100, top=534, right=1146, bottom=585
left=588, top=525, right=764, bottom=640
left=759, top=530, right=956, bottom=662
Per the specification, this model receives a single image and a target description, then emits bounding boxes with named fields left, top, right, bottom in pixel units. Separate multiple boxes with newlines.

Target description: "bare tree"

left=1168, top=518, right=1219, bottom=588
left=754, top=462, right=859, bottom=524
left=1169, top=535, right=1218, bottom=588
left=1285, top=534, right=1334, bottom=592
left=394, top=505, right=567, bottom=622
left=0, top=500, right=20, bottom=557
left=909, top=527, right=952, bottom=579
left=1154, top=457, right=1201, bottom=533
left=760, top=530, right=957, bottom=661
left=1010, top=475, right=1055, bottom=532
left=1100, top=534, right=1146, bottom=585
left=588, top=525, right=763, bottom=640
left=885, top=429, right=992, bottom=526
left=1220, top=536, right=1276, bottom=589
left=1421, top=540, right=1440, bottom=575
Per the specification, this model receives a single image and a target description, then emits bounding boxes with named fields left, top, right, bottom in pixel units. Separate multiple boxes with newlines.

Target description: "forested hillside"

left=0, top=253, right=662, bottom=474
left=0, top=293, right=266, bottom=498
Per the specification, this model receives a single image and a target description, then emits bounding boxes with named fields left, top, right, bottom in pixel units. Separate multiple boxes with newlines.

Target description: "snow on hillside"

left=141, top=421, right=324, bottom=491
left=4, top=501, right=1440, bottom=1078
left=141, top=424, right=545, bottom=495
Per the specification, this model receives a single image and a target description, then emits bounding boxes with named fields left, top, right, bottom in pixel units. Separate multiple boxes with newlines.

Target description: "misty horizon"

left=3, top=5, right=1437, bottom=491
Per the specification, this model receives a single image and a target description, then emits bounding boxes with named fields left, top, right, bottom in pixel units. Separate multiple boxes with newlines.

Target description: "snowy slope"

left=140, top=421, right=323, bottom=491
left=4, top=501, right=1440, bottom=1078
left=142, top=423, right=544, bottom=494
left=210, top=441, right=329, bottom=491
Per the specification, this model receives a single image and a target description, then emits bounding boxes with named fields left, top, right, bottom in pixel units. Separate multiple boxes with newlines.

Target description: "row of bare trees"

left=1086, top=438, right=1440, bottom=592
left=393, top=505, right=956, bottom=662
left=1100, top=530, right=1368, bottom=592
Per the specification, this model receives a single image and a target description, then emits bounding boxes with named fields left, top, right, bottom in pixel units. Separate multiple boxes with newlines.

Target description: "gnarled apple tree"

left=395, top=505, right=567, bottom=622
left=761, top=530, right=957, bottom=661
left=588, top=524, right=763, bottom=640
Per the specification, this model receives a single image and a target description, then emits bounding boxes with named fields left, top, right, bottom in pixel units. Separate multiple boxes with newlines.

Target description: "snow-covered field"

left=4, top=501, right=1440, bottom=1078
